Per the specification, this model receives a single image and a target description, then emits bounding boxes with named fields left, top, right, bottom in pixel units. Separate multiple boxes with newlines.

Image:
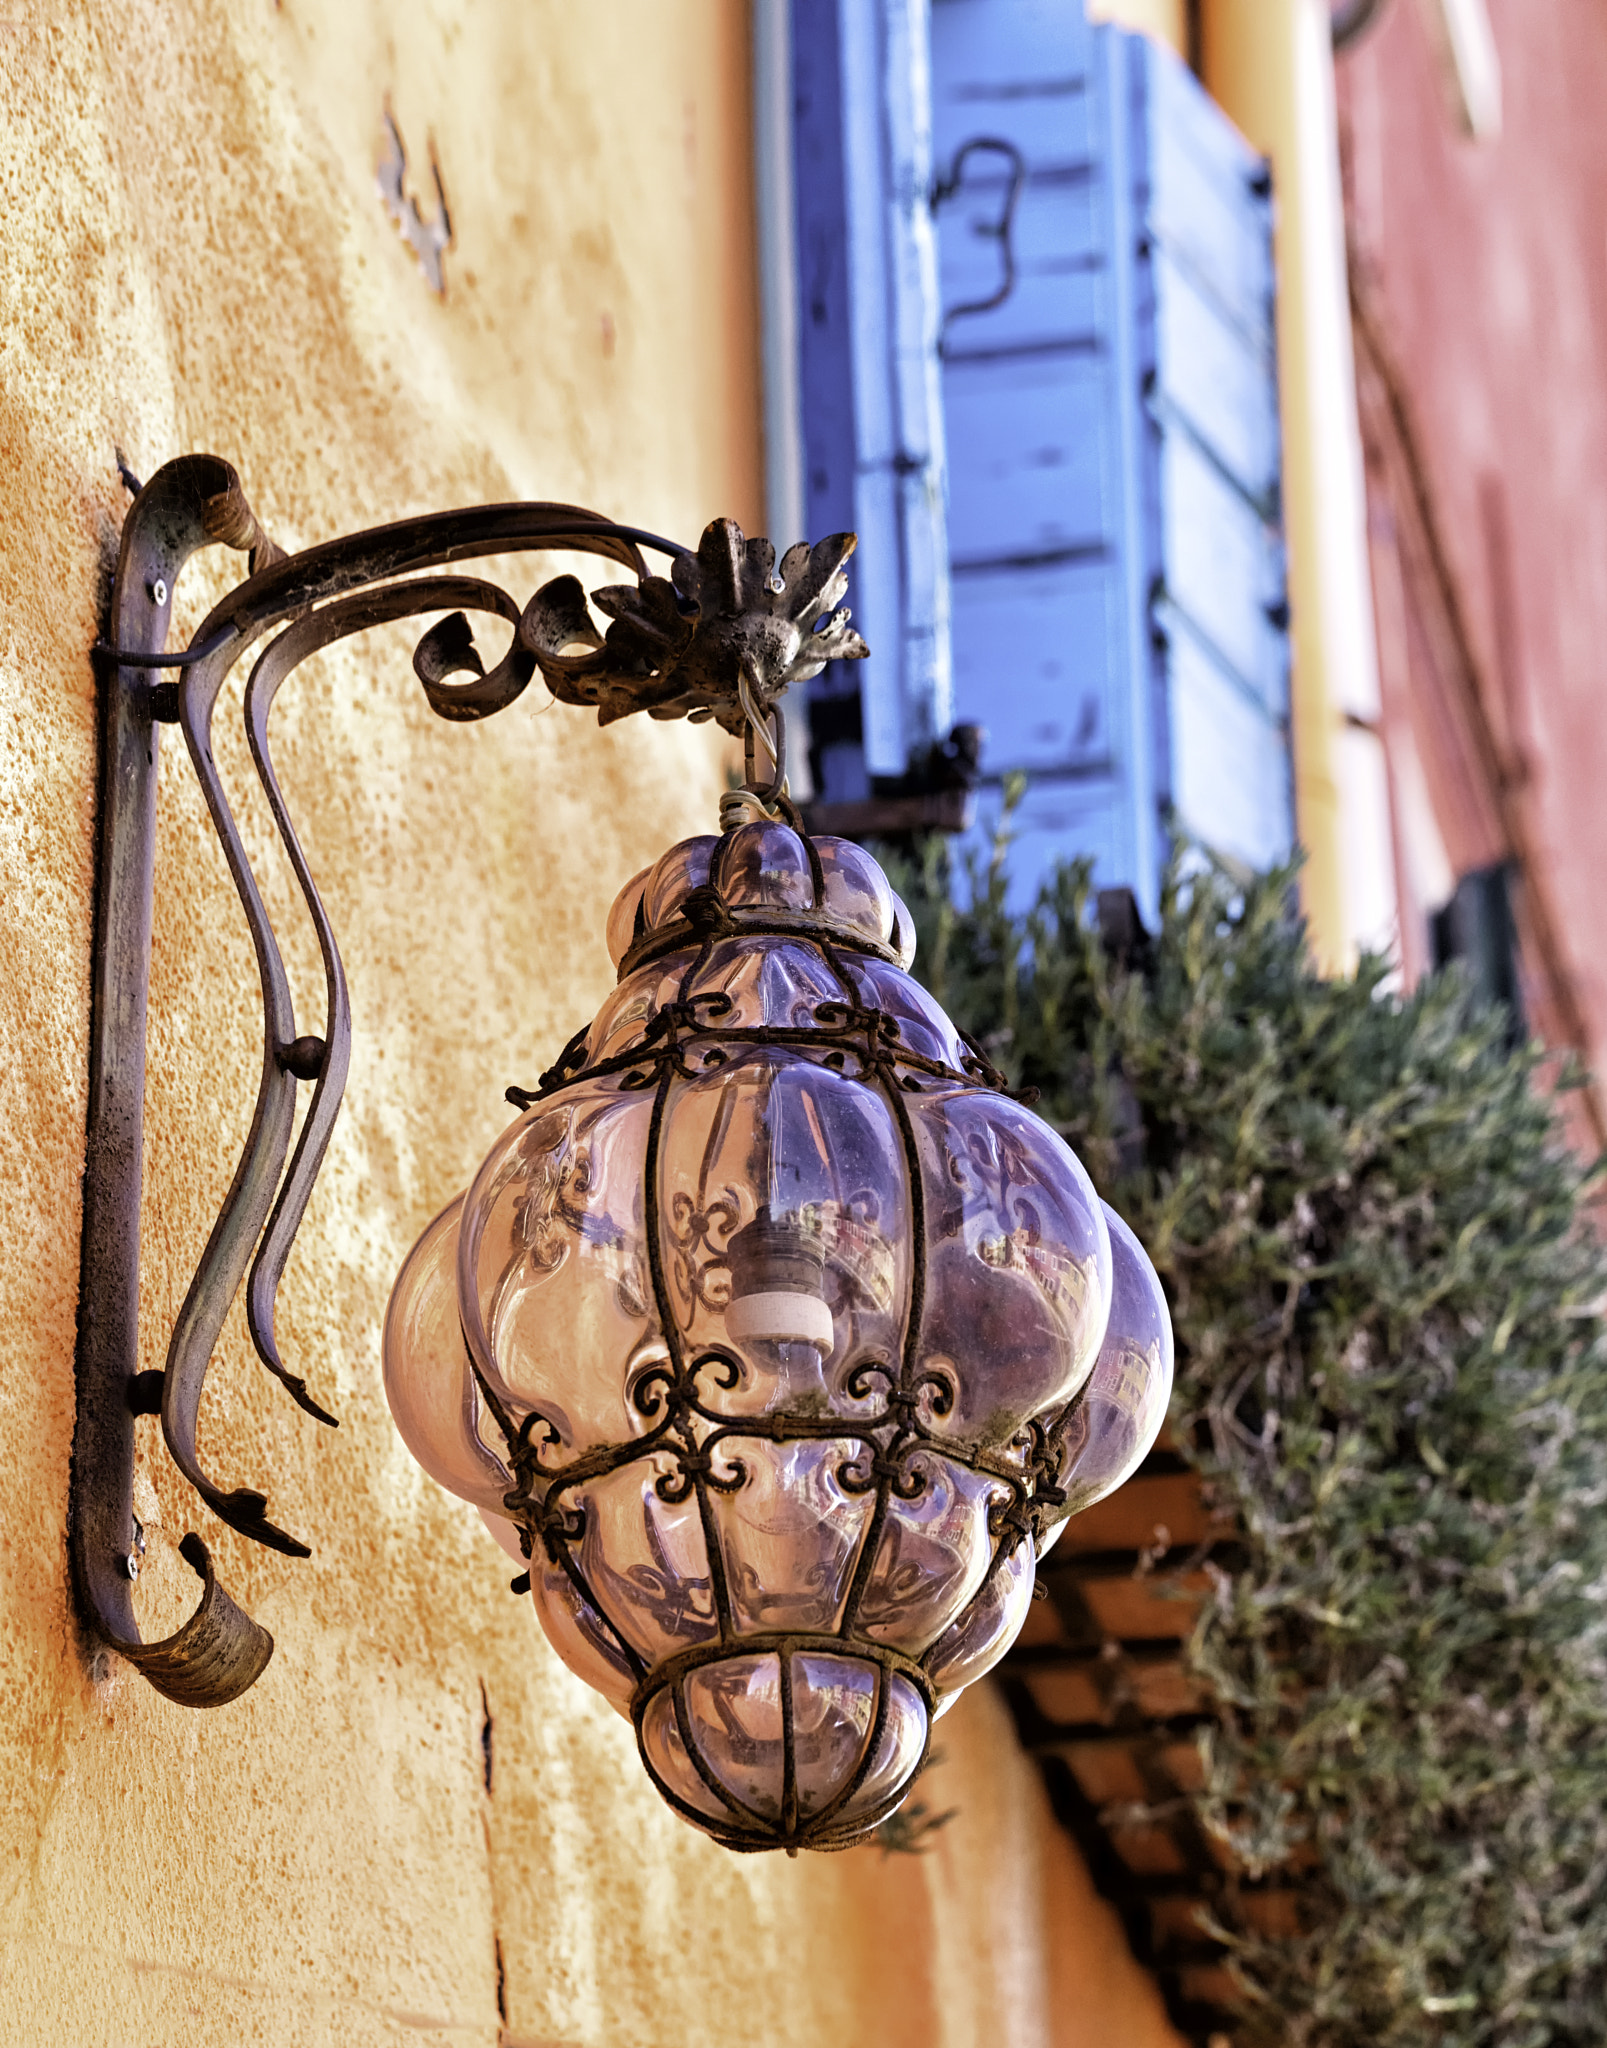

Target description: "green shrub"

left=891, top=833, right=1607, bottom=2047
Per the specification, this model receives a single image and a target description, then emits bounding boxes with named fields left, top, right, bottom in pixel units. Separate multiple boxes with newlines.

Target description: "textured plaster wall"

left=0, top=4, right=1184, bottom=2045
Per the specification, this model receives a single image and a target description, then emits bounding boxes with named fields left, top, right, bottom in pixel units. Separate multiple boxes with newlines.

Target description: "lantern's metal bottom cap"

left=649, top=1778, right=920, bottom=1855
left=631, top=1633, right=934, bottom=1853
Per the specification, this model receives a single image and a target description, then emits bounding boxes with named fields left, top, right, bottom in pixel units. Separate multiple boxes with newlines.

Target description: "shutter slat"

left=1151, top=246, right=1279, bottom=503
left=1158, top=432, right=1286, bottom=711
left=795, top=0, right=951, bottom=794
left=966, top=776, right=1134, bottom=911
left=945, top=355, right=1112, bottom=566
left=796, top=2, right=1294, bottom=898
left=1167, top=623, right=1293, bottom=873
left=1145, top=47, right=1274, bottom=343
left=949, top=561, right=1119, bottom=773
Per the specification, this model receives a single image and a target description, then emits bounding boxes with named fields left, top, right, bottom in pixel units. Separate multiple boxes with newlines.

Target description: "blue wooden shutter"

left=1137, top=37, right=1292, bottom=882
left=930, top=1, right=1292, bottom=920
left=792, top=0, right=952, bottom=801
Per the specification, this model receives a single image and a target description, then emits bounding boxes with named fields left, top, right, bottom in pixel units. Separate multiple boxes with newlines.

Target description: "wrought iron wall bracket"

left=71, top=457, right=282, bottom=1706
left=70, top=452, right=865, bottom=1708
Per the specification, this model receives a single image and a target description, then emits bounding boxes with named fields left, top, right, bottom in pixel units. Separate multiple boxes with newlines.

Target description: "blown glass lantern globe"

left=383, top=811, right=1173, bottom=1852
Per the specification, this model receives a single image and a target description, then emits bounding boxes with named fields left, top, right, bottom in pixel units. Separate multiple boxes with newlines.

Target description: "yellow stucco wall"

left=1084, top=0, right=1189, bottom=60
left=0, top=4, right=1187, bottom=2044
left=1201, top=0, right=1391, bottom=971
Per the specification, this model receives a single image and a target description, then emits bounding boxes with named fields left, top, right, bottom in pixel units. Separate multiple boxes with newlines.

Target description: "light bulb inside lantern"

left=724, top=1204, right=834, bottom=1353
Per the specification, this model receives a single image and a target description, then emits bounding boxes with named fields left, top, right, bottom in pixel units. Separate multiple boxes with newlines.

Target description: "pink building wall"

left=1335, top=0, right=1607, bottom=1141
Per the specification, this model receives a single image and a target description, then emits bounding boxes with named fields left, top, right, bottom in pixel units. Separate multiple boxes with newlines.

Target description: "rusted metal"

left=803, top=721, right=982, bottom=843
left=71, top=457, right=278, bottom=1705
left=520, top=518, right=867, bottom=732
left=76, top=452, right=870, bottom=1707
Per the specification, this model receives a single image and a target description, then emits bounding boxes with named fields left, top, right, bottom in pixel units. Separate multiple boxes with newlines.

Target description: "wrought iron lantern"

left=73, top=453, right=1172, bottom=1854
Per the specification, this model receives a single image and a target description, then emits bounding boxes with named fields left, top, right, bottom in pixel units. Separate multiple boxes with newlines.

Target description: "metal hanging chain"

left=738, top=664, right=788, bottom=803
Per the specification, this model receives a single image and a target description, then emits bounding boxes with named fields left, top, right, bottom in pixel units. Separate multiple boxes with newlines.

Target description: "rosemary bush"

left=893, top=835, right=1607, bottom=2047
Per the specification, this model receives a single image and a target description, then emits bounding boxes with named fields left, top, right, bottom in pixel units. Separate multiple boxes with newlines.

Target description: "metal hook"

left=931, top=136, right=1027, bottom=354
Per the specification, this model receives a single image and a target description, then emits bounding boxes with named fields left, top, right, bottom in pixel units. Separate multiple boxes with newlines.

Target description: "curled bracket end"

left=99, top=1535, right=275, bottom=1710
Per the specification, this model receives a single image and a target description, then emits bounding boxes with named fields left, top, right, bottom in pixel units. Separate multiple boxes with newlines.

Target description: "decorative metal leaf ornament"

left=520, top=520, right=869, bottom=730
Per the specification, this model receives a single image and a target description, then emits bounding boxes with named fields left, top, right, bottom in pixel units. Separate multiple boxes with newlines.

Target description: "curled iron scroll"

left=167, top=531, right=688, bottom=1559
left=241, top=577, right=552, bottom=1405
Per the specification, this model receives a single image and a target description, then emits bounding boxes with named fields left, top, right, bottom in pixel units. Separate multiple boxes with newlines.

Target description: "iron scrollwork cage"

left=75, top=453, right=1173, bottom=1853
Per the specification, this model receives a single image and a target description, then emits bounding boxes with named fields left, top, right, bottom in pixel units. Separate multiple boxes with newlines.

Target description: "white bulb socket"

left=726, top=1288, right=835, bottom=1353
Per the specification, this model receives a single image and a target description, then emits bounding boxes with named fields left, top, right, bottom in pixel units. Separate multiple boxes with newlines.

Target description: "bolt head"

left=150, top=578, right=168, bottom=607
